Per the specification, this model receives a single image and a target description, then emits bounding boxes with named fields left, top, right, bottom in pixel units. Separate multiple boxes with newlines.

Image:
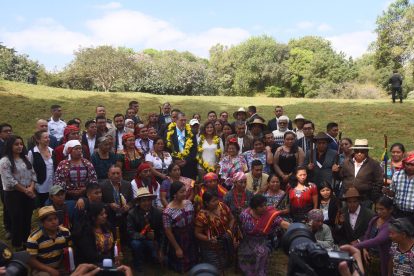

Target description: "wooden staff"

left=384, top=134, right=388, bottom=187
left=309, top=135, right=314, bottom=165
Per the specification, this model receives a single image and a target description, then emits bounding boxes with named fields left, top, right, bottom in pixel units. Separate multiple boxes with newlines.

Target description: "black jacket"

left=127, top=206, right=163, bottom=244
left=333, top=206, right=375, bottom=245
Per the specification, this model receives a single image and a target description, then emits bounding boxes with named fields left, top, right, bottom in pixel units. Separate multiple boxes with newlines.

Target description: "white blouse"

left=198, top=138, right=224, bottom=168
left=145, top=151, right=172, bottom=172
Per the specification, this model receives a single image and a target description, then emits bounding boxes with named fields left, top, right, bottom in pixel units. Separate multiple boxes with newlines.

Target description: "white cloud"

left=317, top=23, right=333, bottom=32
left=0, top=8, right=250, bottom=68
left=327, top=31, right=376, bottom=58
left=296, top=21, right=315, bottom=29
left=0, top=18, right=93, bottom=55
left=95, top=2, right=122, bottom=10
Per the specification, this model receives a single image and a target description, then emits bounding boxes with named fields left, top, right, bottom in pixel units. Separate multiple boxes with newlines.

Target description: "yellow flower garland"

left=166, top=122, right=194, bottom=160
left=197, top=134, right=222, bottom=172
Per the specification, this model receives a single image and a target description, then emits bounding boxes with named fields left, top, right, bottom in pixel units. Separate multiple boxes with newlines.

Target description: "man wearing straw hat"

left=27, top=206, right=72, bottom=276
left=127, top=187, right=163, bottom=271
left=336, top=139, right=383, bottom=208
left=333, top=187, right=374, bottom=246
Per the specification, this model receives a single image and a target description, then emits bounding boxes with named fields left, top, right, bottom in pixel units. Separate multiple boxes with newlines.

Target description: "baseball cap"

left=189, top=119, right=200, bottom=126
left=49, top=185, right=64, bottom=196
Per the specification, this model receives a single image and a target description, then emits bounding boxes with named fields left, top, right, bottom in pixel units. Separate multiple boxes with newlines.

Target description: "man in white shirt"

left=81, top=120, right=97, bottom=159
left=48, top=104, right=66, bottom=143
left=108, top=114, right=127, bottom=153
left=272, top=116, right=289, bottom=146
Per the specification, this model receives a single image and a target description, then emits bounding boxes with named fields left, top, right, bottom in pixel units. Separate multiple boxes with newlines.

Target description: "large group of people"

left=0, top=101, right=413, bottom=276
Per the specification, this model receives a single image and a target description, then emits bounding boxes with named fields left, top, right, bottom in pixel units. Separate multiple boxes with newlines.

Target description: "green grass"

left=1, top=80, right=413, bottom=157
left=0, top=80, right=412, bottom=274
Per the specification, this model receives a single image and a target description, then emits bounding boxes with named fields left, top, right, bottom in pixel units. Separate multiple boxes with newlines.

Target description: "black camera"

left=281, top=223, right=355, bottom=276
left=0, top=241, right=29, bottom=276
left=97, top=259, right=124, bottom=276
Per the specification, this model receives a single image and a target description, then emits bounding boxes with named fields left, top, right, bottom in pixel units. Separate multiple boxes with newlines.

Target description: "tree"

left=373, top=0, right=413, bottom=69
left=68, top=46, right=135, bottom=91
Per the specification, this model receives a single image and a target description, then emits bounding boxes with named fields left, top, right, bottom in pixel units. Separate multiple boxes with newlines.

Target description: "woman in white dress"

left=197, top=121, right=224, bottom=175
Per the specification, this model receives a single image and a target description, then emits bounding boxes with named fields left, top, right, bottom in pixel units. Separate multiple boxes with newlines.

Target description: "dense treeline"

left=1, top=0, right=413, bottom=98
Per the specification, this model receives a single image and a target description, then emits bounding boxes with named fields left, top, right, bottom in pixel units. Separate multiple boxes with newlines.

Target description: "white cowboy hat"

left=350, top=139, right=373, bottom=149
left=233, top=107, right=247, bottom=119
left=294, top=114, right=305, bottom=121
left=134, top=187, right=157, bottom=200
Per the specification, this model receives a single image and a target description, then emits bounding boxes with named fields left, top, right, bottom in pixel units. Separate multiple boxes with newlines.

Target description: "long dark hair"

left=2, top=135, right=32, bottom=173
left=289, top=165, right=309, bottom=188
left=88, top=202, right=111, bottom=233
left=317, top=181, right=336, bottom=205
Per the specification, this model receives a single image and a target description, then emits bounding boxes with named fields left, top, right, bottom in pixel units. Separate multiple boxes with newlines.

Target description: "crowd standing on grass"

left=0, top=102, right=414, bottom=276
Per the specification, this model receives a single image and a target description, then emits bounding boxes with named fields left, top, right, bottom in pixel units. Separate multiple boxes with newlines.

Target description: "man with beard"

left=272, top=116, right=290, bottom=146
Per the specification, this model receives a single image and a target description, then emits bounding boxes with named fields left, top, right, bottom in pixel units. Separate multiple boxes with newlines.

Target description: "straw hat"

left=38, top=206, right=58, bottom=220
left=341, top=187, right=362, bottom=200
left=233, top=107, right=247, bottom=119
left=135, top=187, right=156, bottom=200
left=294, top=114, right=305, bottom=122
left=248, top=118, right=267, bottom=128
left=350, top=139, right=373, bottom=150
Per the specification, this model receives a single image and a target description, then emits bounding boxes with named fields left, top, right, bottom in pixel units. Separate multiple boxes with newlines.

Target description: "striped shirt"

left=391, top=170, right=414, bottom=212
left=26, top=226, right=72, bottom=265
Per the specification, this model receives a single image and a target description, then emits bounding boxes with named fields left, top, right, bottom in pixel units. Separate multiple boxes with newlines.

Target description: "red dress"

left=286, top=183, right=317, bottom=222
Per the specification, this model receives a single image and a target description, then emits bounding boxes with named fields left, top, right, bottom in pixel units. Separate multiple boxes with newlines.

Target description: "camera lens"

left=281, top=223, right=316, bottom=254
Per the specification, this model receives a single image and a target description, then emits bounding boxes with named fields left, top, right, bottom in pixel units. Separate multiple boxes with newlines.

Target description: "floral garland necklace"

left=233, top=188, right=246, bottom=210
left=166, top=122, right=193, bottom=160
left=196, top=134, right=222, bottom=172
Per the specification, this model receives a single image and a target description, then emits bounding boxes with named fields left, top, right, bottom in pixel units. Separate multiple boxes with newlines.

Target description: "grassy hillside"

left=1, top=80, right=413, bottom=157
left=0, top=80, right=412, bottom=274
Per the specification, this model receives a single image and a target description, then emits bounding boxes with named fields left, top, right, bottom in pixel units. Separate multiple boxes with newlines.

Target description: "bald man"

left=27, top=119, right=59, bottom=150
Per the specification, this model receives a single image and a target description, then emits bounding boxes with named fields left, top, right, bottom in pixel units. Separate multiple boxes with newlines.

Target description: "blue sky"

left=0, top=0, right=393, bottom=70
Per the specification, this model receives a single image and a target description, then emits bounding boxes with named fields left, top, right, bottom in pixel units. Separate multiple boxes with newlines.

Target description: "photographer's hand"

left=338, top=245, right=364, bottom=276
left=70, top=263, right=100, bottom=276
left=117, top=265, right=133, bottom=276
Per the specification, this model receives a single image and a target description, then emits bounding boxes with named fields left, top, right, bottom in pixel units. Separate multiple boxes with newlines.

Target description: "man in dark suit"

left=389, top=69, right=403, bottom=103
left=303, top=132, right=337, bottom=188
left=165, top=112, right=198, bottom=180
left=100, top=166, right=133, bottom=242
left=333, top=187, right=374, bottom=245
left=267, top=105, right=292, bottom=131
left=226, top=120, right=254, bottom=154
left=81, top=120, right=98, bottom=160
left=27, top=119, right=59, bottom=150
left=246, top=106, right=264, bottom=124
left=296, top=120, right=315, bottom=153
left=326, top=122, right=339, bottom=151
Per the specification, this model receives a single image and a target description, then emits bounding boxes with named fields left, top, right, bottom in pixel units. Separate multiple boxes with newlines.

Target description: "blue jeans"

left=130, top=239, right=157, bottom=269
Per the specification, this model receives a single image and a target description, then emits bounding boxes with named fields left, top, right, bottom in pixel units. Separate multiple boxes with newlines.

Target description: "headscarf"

left=308, top=209, right=324, bottom=222
left=134, top=162, right=158, bottom=194
left=232, top=171, right=247, bottom=182
left=403, top=153, right=414, bottom=168
left=63, top=140, right=81, bottom=158
left=203, top=172, right=218, bottom=182
left=137, top=162, right=151, bottom=175
left=122, top=132, right=135, bottom=143
left=62, top=125, right=79, bottom=143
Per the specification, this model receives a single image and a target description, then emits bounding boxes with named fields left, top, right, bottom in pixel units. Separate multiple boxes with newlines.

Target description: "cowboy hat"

left=248, top=118, right=267, bottom=128
left=38, top=206, right=58, bottom=220
left=350, top=139, right=373, bottom=150
left=233, top=107, right=247, bottom=119
left=312, top=132, right=331, bottom=142
left=294, top=114, right=305, bottom=121
left=135, top=187, right=156, bottom=200
left=341, top=187, right=362, bottom=200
